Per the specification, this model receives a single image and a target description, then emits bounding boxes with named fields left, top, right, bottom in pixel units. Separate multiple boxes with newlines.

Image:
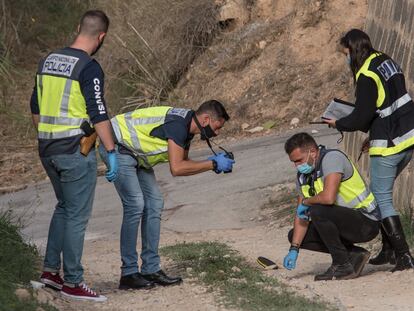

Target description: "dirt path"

left=37, top=224, right=414, bottom=311
left=3, top=129, right=414, bottom=310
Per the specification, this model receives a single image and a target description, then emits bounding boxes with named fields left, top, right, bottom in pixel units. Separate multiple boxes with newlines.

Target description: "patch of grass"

left=161, top=241, right=333, bottom=311
left=0, top=209, right=57, bottom=311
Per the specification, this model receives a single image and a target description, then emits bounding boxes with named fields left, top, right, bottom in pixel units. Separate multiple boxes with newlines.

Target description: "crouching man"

left=282, top=133, right=380, bottom=281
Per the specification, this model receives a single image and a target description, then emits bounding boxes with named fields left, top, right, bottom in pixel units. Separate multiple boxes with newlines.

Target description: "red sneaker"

left=40, top=272, right=64, bottom=290
left=61, top=283, right=107, bottom=302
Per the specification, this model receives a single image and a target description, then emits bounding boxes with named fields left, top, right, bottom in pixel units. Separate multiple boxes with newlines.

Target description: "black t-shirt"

left=151, top=108, right=194, bottom=150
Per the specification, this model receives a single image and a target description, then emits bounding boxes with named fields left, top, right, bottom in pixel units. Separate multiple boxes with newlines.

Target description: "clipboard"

left=309, top=117, right=329, bottom=124
left=322, top=98, right=354, bottom=120
left=309, top=98, right=355, bottom=124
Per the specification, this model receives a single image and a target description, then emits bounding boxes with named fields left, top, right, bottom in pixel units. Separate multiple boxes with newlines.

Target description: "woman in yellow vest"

left=324, top=29, right=414, bottom=271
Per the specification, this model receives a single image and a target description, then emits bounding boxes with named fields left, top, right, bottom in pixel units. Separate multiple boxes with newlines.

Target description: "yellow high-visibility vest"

left=298, top=148, right=376, bottom=213
left=356, top=53, right=414, bottom=156
left=36, top=48, right=92, bottom=139
left=111, top=106, right=173, bottom=168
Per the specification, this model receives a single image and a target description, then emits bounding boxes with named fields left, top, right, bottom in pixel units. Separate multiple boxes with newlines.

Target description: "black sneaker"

left=391, top=253, right=414, bottom=272
left=369, top=248, right=396, bottom=265
left=142, top=270, right=182, bottom=286
left=349, top=247, right=371, bottom=277
left=314, top=262, right=357, bottom=281
left=119, top=272, right=155, bottom=290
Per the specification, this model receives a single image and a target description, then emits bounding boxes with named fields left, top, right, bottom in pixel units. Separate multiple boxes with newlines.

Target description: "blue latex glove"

left=208, top=152, right=235, bottom=173
left=296, top=203, right=310, bottom=220
left=283, top=249, right=298, bottom=270
left=106, top=151, right=119, bottom=182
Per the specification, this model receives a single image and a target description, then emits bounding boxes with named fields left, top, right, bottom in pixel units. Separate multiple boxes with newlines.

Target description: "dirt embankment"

left=174, top=0, right=367, bottom=135
left=0, top=0, right=367, bottom=192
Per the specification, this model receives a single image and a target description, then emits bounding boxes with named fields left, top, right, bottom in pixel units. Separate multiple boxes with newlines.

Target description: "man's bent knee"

left=309, top=204, right=327, bottom=220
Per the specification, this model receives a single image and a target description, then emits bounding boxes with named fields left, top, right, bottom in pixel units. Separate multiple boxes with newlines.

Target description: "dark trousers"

left=288, top=204, right=380, bottom=265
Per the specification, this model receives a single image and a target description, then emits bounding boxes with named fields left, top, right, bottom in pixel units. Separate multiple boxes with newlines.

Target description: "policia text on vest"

left=333, top=29, right=414, bottom=273
left=36, top=49, right=93, bottom=141
left=30, top=9, right=118, bottom=302
left=335, top=53, right=414, bottom=156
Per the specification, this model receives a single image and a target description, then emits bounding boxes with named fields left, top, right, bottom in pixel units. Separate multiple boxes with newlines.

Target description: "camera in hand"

left=223, top=151, right=234, bottom=173
left=224, top=151, right=234, bottom=160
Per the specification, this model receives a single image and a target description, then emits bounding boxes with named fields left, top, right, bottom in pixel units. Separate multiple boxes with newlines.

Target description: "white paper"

left=322, top=99, right=355, bottom=120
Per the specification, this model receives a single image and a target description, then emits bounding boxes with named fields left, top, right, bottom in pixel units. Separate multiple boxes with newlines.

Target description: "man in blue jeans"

left=31, top=10, right=118, bottom=301
left=99, top=100, right=235, bottom=289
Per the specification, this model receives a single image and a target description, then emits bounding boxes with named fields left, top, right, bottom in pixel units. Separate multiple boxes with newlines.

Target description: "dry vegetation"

left=0, top=0, right=223, bottom=192
left=0, top=0, right=90, bottom=192
left=97, top=0, right=221, bottom=112
left=173, top=0, right=367, bottom=135
left=0, top=0, right=367, bottom=192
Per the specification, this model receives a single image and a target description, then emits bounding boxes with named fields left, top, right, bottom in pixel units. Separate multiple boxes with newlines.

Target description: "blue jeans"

left=99, top=145, right=164, bottom=276
left=41, top=147, right=97, bottom=285
left=370, top=149, right=413, bottom=219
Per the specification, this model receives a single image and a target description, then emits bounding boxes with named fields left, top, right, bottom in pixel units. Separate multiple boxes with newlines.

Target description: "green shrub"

left=0, top=209, right=57, bottom=311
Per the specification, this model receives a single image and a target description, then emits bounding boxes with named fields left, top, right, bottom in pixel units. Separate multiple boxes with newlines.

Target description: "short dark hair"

left=195, top=100, right=230, bottom=121
left=79, top=10, right=110, bottom=36
left=284, top=132, right=318, bottom=154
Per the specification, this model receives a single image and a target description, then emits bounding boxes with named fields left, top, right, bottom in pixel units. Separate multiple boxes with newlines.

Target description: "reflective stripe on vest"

left=37, top=50, right=90, bottom=140
left=356, top=53, right=414, bottom=156
left=356, top=53, right=385, bottom=108
left=37, top=115, right=87, bottom=139
left=370, top=127, right=414, bottom=153
left=111, top=106, right=172, bottom=168
left=37, top=75, right=43, bottom=104
left=369, top=134, right=414, bottom=156
left=376, top=93, right=412, bottom=118
left=299, top=151, right=376, bottom=213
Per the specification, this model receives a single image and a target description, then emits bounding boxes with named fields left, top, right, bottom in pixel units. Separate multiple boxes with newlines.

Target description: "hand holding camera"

left=208, top=152, right=235, bottom=174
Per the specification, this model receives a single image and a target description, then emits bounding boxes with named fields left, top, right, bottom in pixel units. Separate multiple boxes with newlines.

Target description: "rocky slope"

left=174, top=0, right=367, bottom=134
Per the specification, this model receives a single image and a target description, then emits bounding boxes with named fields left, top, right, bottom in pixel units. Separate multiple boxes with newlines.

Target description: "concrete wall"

left=344, top=0, right=414, bottom=215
